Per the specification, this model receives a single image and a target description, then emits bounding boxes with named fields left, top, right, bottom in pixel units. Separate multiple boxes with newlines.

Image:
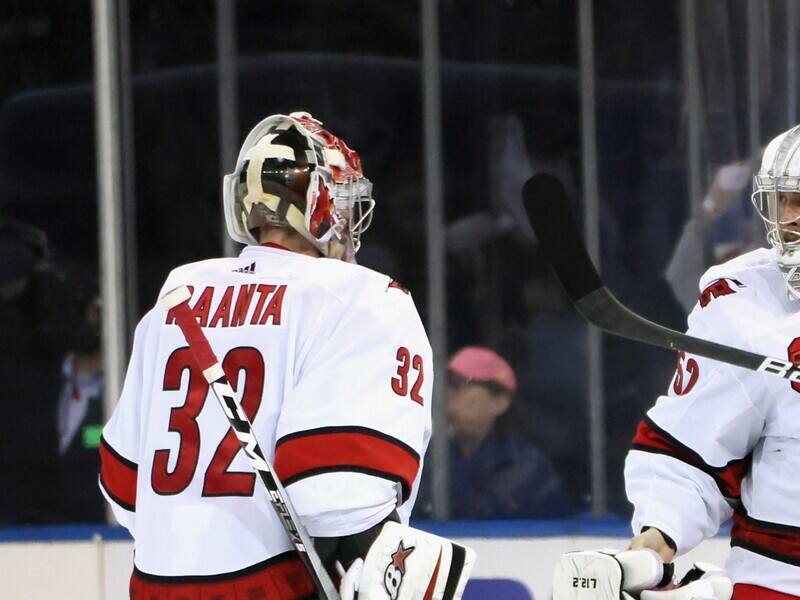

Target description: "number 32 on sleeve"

left=391, top=346, right=425, bottom=405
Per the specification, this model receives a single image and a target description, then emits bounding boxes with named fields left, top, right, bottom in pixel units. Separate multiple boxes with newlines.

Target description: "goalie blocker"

left=552, top=549, right=732, bottom=600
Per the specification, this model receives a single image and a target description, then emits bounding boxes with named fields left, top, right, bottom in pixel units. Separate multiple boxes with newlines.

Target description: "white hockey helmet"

left=223, top=111, right=374, bottom=261
left=752, top=124, right=800, bottom=299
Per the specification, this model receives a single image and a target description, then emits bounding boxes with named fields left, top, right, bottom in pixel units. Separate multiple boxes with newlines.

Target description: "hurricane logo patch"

left=383, top=540, right=415, bottom=599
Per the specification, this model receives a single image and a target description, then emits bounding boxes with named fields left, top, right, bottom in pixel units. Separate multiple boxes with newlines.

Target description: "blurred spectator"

left=54, top=271, right=105, bottom=522
left=0, top=221, right=106, bottom=524
left=0, top=220, right=63, bottom=524
left=518, top=275, right=589, bottom=504
left=665, top=159, right=757, bottom=312
left=441, top=346, right=575, bottom=519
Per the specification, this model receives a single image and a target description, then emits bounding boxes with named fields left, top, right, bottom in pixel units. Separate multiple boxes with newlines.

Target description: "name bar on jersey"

left=164, top=284, right=287, bottom=329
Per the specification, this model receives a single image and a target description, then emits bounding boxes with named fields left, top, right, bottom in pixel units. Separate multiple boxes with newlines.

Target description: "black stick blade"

left=522, top=174, right=603, bottom=301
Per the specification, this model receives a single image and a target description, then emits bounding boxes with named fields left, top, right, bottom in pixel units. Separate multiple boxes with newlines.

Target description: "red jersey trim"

left=274, top=426, right=420, bottom=501
left=388, top=280, right=410, bottom=295
left=130, top=550, right=316, bottom=598
left=631, top=417, right=751, bottom=500
left=732, top=509, right=800, bottom=568
left=733, top=583, right=800, bottom=599
left=99, top=436, right=137, bottom=512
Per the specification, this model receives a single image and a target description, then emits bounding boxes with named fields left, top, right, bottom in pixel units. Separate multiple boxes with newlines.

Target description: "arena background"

left=0, top=1, right=794, bottom=597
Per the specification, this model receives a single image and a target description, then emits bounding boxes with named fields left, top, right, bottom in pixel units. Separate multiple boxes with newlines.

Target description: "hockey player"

left=622, top=125, right=800, bottom=599
left=99, top=112, right=473, bottom=599
left=553, top=128, right=800, bottom=600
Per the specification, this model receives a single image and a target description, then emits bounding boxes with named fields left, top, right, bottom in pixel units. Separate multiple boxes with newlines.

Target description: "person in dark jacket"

left=445, top=346, right=575, bottom=519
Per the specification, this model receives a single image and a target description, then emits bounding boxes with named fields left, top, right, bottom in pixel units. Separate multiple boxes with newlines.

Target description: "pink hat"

left=448, top=346, right=517, bottom=393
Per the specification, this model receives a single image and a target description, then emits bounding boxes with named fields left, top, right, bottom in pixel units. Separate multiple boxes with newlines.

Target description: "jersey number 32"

left=151, top=346, right=264, bottom=497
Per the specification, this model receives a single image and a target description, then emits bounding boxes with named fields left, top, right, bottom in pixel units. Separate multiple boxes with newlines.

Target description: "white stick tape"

left=160, top=285, right=192, bottom=310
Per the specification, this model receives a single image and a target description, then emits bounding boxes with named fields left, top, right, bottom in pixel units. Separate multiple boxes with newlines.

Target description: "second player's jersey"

left=625, top=247, right=800, bottom=595
left=99, top=244, right=433, bottom=578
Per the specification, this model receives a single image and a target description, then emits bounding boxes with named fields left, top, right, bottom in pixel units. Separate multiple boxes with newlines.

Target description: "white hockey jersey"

left=99, top=244, right=433, bottom=580
left=625, top=247, right=800, bottom=595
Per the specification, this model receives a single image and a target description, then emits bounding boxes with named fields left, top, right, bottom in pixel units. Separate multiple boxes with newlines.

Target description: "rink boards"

left=0, top=520, right=731, bottom=599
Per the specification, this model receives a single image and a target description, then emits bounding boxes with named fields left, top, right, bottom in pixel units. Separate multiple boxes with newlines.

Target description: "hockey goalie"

left=99, top=111, right=474, bottom=599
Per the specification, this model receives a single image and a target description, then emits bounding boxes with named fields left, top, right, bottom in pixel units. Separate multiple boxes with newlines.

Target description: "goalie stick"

left=522, top=173, right=800, bottom=384
left=160, top=285, right=340, bottom=600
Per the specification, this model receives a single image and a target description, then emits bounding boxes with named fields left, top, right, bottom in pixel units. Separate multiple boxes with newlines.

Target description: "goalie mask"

left=223, top=111, right=374, bottom=262
left=752, top=124, right=800, bottom=300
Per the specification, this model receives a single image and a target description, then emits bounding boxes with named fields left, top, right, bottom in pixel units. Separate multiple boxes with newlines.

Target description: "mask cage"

left=332, top=177, right=375, bottom=252
left=752, top=177, right=800, bottom=252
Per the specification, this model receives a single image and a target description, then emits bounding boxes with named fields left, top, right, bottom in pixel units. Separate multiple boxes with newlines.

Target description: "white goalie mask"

left=223, top=111, right=375, bottom=262
left=752, top=124, right=800, bottom=300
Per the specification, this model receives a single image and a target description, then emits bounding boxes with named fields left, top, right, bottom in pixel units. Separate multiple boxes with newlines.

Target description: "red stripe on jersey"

left=130, top=551, right=316, bottom=599
left=99, top=436, right=137, bottom=511
left=631, top=417, right=751, bottom=499
left=732, top=510, right=800, bottom=567
left=274, top=427, right=420, bottom=501
left=733, top=583, right=800, bottom=599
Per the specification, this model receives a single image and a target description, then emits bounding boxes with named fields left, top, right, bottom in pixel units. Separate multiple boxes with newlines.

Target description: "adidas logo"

left=233, top=262, right=256, bottom=274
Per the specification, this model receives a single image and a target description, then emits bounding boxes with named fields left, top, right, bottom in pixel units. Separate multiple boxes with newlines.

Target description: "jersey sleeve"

left=98, top=310, right=153, bottom=532
left=274, top=280, right=433, bottom=538
left=624, top=288, right=766, bottom=556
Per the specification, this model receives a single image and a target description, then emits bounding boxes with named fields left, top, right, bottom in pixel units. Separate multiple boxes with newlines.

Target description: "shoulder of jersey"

left=302, top=257, right=411, bottom=308
left=159, top=257, right=239, bottom=295
left=159, top=254, right=415, bottom=313
left=696, top=247, right=774, bottom=311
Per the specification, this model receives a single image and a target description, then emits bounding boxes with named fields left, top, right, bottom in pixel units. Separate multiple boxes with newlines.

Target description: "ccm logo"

left=758, top=358, right=800, bottom=382
left=572, top=577, right=597, bottom=589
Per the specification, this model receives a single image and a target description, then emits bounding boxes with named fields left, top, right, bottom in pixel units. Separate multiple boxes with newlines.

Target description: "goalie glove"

left=338, top=522, right=476, bottom=600
left=553, top=550, right=732, bottom=600
left=552, top=548, right=668, bottom=600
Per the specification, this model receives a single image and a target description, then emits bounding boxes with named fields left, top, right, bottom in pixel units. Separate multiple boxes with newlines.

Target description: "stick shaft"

left=522, top=173, right=800, bottom=386
left=162, top=286, right=339, bottom=599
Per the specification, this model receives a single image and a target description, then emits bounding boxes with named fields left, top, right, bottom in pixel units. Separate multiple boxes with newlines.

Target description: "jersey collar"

left=260, top=242, right=290, bottom=251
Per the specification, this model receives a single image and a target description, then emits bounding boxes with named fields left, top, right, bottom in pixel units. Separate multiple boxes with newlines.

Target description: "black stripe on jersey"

left=731, top=540, right=800, bottom=568
left=132, top=551, right=299, bottom=584
left=275, top=425, right=420, bottom=461
left=98, top=476, right=135, bottom=512
left=443, top=543, right=467, bottom=600
left=731, top=508, right=800, bottom=566
left=281, top=465, right=413, bottom=500
left=737, top=512, right=800, bottom=534
left=631, top=416, right=751, bottom=500
left=100, top=435, right=138, bottom=469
